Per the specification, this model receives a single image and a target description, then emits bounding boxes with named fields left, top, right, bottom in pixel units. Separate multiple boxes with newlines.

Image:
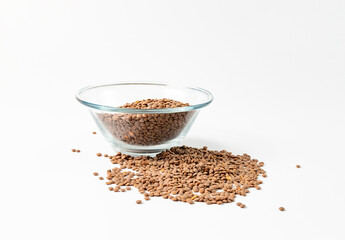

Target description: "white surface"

left=1, top=1, right=345, bottom=239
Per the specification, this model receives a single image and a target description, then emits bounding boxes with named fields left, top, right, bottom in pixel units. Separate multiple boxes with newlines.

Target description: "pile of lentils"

left=98, top=145, right=267, bottom=205
left=96, top=98, right=194, bottom=146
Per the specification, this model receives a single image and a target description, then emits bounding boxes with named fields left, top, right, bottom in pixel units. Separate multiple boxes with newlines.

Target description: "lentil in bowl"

left=76, top=82, right=213, bottom=155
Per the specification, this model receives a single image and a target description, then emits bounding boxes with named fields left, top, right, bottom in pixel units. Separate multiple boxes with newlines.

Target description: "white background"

left=1, top=1, right=345, bottom=239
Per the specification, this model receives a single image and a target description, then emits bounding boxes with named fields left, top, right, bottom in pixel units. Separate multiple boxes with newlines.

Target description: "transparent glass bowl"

left=76, top=82, right=213, bottom=155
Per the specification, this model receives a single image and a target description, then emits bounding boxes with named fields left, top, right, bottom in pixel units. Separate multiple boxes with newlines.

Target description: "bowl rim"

left=76, top=82, right=213, bottom=113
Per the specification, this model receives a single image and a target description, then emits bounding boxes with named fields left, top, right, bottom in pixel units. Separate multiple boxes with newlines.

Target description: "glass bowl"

left=76, top=82, right=213, bottom=155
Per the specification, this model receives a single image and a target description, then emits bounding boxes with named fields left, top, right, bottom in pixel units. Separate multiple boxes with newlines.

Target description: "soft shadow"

left=181, top=137, right=228, bottom=150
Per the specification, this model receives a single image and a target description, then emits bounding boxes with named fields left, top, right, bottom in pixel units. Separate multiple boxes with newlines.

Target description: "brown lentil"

left=99, top=177, right=104, bottom=180
left=96, top=153, right=102, bottom=157
left=104, top=154, right=108, bottom=157
left=97, top=99, right=194, bottom=146
left=296, top=165, right=301, bottom=168
left=92, top=132, right=96, bottom=134
left=136, top=200, right=142, bottom=204
left=100, top=145, right=266, bottom=205
left=76, top=149, right=80, bottom=152
left=279, top=207, right=285, bottom=211
left=93, top=172, right=99, bottom=176
left=144, top=196, right=150, bottom=201
left=72, top=149, right=76, bottom=152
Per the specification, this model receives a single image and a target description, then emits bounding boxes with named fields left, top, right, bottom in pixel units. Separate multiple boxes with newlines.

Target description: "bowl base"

left=114, top=147, right=168, bottom=157
left=110, top=140, right=182, bottom=157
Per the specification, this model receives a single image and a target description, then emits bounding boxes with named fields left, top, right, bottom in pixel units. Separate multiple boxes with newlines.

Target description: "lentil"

left=136, top=200, right=142, bottom=204
left=96, top=153, right=102, bottom=157
left=97, top=99, right=194, bottom=146
left=279, top=207, right=285, bottom=211
left=93, top=172, right=99, bottom=176
left=296, top=165, right=301, bottom=168
left=101, top=145, right=266, bottom=205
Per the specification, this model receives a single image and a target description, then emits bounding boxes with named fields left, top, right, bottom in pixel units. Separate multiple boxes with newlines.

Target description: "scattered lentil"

left=99, top=177, right=104, bottom=180
left=92, top=132, right=97, bottom=134
left=96, top=153, right=102, bottom=157
left=279, top=207, right=285, bottom=211
left=144, top=196, right=150, bottom=201
left=76, top=150, right=80, bottom=153
left=100, top=145, right=266, bottom=205
left=296, top=165, right=301, bottom=168
left=72, top=149, right=76, bottom=152
left=93, top=172, right=99, bottom=176
left=136, top=200, right=142, bottom=204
